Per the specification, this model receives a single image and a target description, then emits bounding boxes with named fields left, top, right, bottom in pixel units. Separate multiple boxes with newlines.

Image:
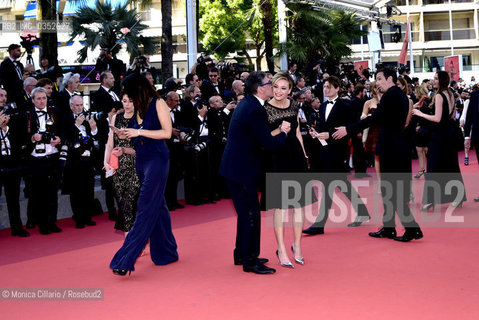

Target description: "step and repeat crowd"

left=0, top=42, right=477, bottom=240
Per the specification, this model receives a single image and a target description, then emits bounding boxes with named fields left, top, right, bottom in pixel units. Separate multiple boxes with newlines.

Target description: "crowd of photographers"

left=1, top=41, right=478, bottom=238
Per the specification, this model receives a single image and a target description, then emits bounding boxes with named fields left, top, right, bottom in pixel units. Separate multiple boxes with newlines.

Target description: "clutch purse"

left=109, top=151, right=119, bottom=170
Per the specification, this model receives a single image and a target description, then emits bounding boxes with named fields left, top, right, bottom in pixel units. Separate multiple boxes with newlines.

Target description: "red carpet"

left=1, top=153, right=479, bottom=319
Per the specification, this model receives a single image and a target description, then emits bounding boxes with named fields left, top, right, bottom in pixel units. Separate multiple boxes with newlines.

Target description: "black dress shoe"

left=113, top=269, right=131, bottom=276
left=243, top=264, right=276, bottom=274
left=302, top=226, right=324, bottom=235
left=49, top=224, right=62, bottom=233
left=11, top=228, right=30, bottom=237
left=84, top=219, right=96, bottom=226
left=108, top=211, right=117, bottom=221
left=474, top=197, right=479, bottom=202
left=76, top=222, right=85, bottom=229
left=347, top=216, right=370, bottom=227
left=39, top=227, right=51, bottom=235
left=26, top=222, right=36, bottom=229
left=355, top=173, right=372, bottom=178
left=369, top=227, right=396, bottom=239
left=394, top=229, right=423, bottom=242
left=234, top=257, right=269, bottom=266
left=175, top=203, right=185, bottom=209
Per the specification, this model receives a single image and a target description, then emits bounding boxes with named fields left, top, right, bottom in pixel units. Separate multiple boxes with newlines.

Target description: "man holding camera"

left=96, top=47, right=125, bottom=92
left=61, top=95, right=99, bottom=228
left=0, top=88, right=30, bottom=237
left=91, top=71, right=122, bottom=221
left=0, top=44, right=24, bottom=103
left=15, top=76, right=37, bottom=112
left=24, top=87, right=62, bottom=235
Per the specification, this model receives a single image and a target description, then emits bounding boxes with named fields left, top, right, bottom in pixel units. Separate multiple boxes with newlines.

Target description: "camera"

left=20, top=34, right=40, bottom=54
left=80, top=110, right=107, bottom=122
left=1, top=102, right=20, bottom=116
left=58, top=144, right=69, bottom=167
left=137, top=55, right=147, bottom=69
left=193, top=94, right=207, bottom=110
left=39, top=120, right=55, bottom=144
left=197, top=54, right=212, bottom=64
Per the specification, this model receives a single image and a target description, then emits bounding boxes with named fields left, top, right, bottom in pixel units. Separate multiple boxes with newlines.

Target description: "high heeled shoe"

left=113, top=269, right=131, bottom=276
left=451, top=200, right=464, bottom=208
left=421, top=203, right=434, bottom=212
left=464, top=157, right=469, bottom=166
left=276, top=250, right=294, bottom=268
left=291, top=244, right=304, bottom=265
left=414, top=169, right=425, bottom=179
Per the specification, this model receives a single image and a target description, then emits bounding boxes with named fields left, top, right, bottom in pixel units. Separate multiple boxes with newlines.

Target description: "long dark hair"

left=121, top=73, right=160, bottom=119
left=434, top=71, right=453, bottom=110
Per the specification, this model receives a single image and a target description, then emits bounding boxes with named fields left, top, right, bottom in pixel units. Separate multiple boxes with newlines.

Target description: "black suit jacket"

left=347, top=86, right=410, bottom=172
left=22, top=106, right=61, bottom=154
left=464, top=91, right=479, bottom=142
left=219, top=94, right=286, bottom=185
left=313, top=98, right=354, bottom=172
left=200, top=80, right=225, bottom=102
left=60, top=111, right=99, bottom=159
left=53, top=89, right=74, bottom=117
left=90, top=86, right=122, bottom=114
left=0, top=58, right=24, bottom=103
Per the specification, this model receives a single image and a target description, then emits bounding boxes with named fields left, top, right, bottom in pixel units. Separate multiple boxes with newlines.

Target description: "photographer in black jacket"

left=0, top=87, right=29, bottom=236
left=61, top=95, right=100, bottom=228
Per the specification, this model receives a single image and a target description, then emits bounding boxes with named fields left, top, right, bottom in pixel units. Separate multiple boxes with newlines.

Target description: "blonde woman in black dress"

left=263, top=72, right=308, bottom=268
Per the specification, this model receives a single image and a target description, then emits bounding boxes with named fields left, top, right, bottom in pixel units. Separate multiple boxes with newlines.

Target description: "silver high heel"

left=291, top=244, right=304, bottom=265
left=276, top=250, right=294, bottom=268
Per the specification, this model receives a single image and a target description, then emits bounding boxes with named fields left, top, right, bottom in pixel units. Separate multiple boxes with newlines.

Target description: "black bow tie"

left=36, top=110, right=47, bottom=116
left=327, top=100, right=336, bottom=105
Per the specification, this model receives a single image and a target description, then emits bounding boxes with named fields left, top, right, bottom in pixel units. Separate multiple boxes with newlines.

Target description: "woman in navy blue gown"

left=110, top=74, right=178, bottom=276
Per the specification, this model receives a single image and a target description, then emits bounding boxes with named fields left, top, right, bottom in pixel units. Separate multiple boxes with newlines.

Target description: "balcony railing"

left=425, top=28, right=476, bottom=41
left=394, top=0, right=419, bottom=5
left=0, top=0, right=13, bottom=9
left=383, top=31, right=420, bottom=43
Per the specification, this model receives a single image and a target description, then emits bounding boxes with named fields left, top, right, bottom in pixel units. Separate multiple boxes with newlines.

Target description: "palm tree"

left=161, top=0, right=173, bottom=84
left=69, top=0, right=155, bottom=63
left=280, top=3, right=366, bottom=74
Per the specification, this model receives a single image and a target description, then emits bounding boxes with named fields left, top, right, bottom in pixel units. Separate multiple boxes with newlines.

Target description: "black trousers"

left=352, top=135, right=367, bottom=173
left=27, top=156, right=59, bottom=229
left=0, top=169, right=23, bottom=230
left=226, top=179, right=261, bottom=267
left=312, top=174, right=370, bottom=228
left=64, top=158, right=96, bottom=223
left=380, top=155, right=419, bottom=230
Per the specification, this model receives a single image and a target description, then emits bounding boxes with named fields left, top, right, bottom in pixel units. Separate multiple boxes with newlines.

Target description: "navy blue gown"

left=110, top=98, right=178, bottom=271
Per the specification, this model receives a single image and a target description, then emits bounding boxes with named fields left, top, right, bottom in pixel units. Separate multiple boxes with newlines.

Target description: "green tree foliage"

left=69, top=0, right=155, bottom=63
left=199, top=0, right=278, bottom=70
left=282, top=3, right=366, bottom=74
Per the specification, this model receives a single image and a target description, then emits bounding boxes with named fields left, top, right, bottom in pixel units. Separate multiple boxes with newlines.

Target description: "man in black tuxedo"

left=333, top=68, right=423, bottom=242
left=165, top=91, right=186, bottom=211
left=23, top=87, right=63, bottom=235
left=464, top=89, right=479, bottom=201
left=15, top=76, right=37, bottom=112
left=0, top=88, right=30, bottom=236
left=91, top=71, right=122, bottom=220
left=302, top=76, right=370, bottom=236
left=0, top=44, right=24, bottom=103
left=61, top=95, right=99, bottom=228
left=54, top=72, right=81, bottom=116
left=200, top=68, right=225, bottom=102
left=219, top=71, right=290, bottom=275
